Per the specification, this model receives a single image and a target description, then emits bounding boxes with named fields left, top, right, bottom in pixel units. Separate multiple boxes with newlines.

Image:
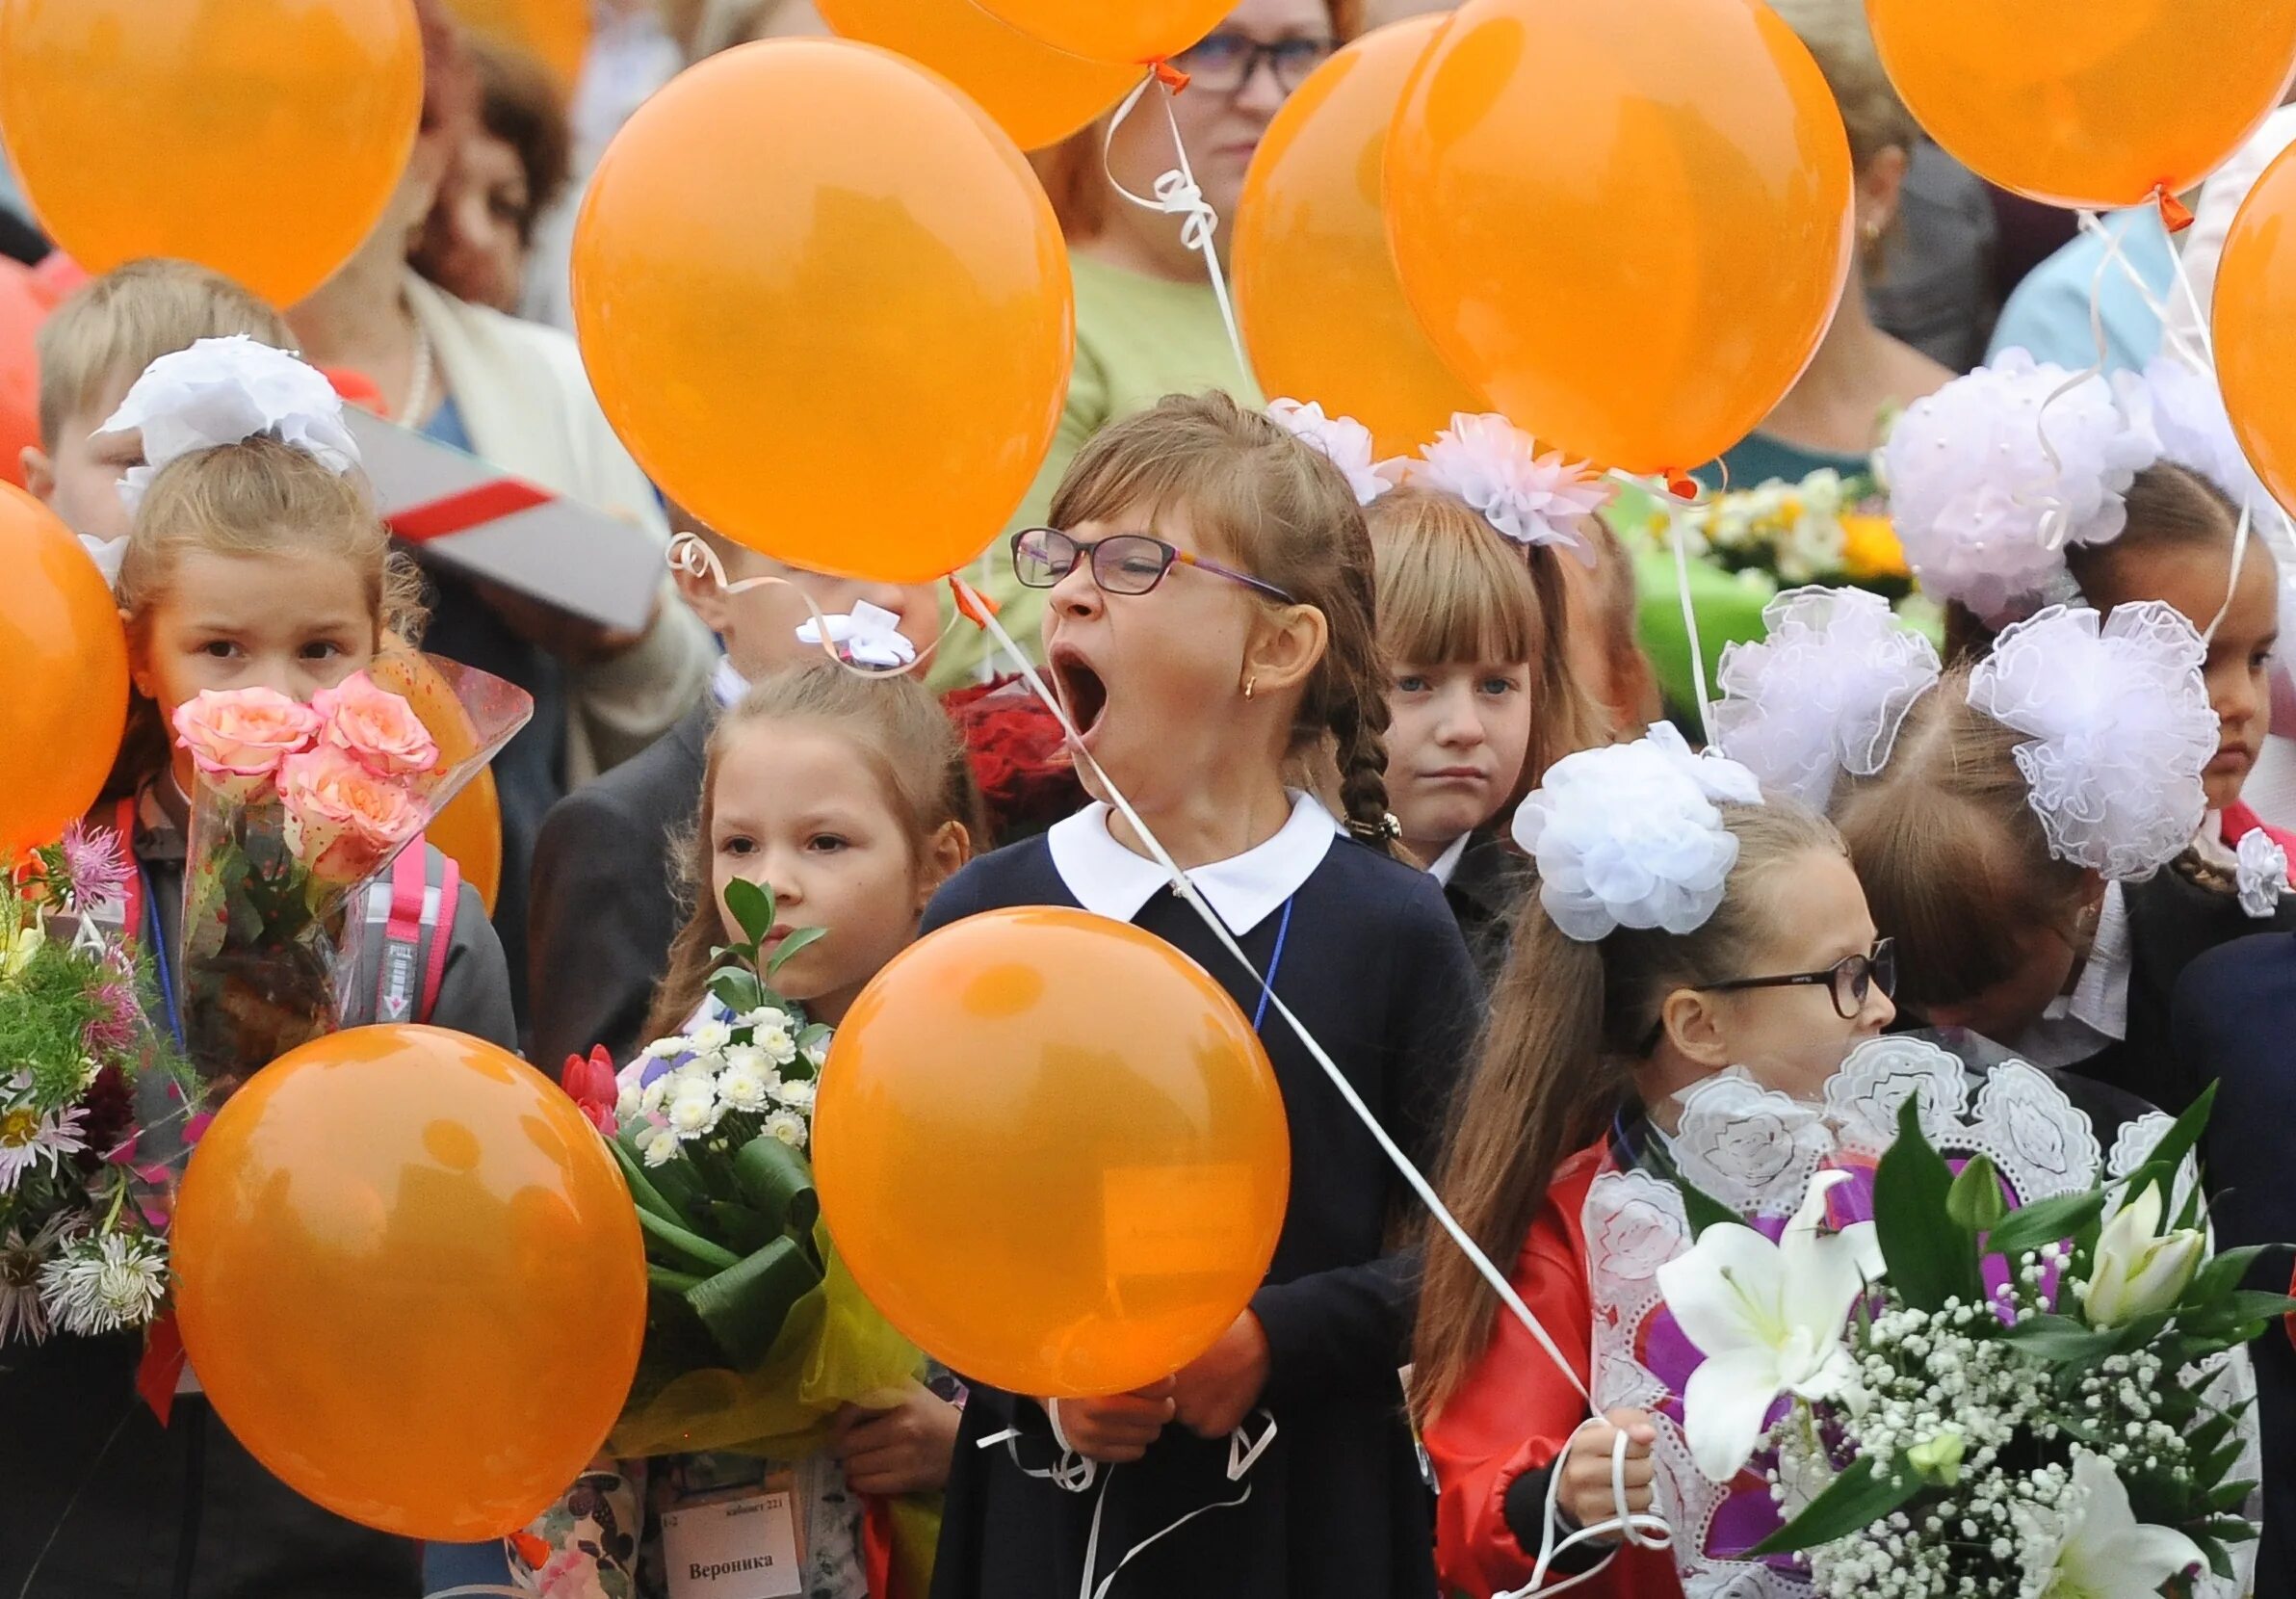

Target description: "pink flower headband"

left=1266, top=399, right=1402, bottom=508
left=1412, top=412, right=1610, bottom=564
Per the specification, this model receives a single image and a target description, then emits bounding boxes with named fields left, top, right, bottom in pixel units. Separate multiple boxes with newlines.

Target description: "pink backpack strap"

left=418, top=854, right=459, bottom=1024
left=364, top=840, right=459, bottom=1025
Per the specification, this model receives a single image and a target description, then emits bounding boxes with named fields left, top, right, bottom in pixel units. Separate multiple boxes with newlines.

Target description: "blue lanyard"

left=141, top=866, right=185, bottom=1049
left=1249, top=897, right=1294, bottom=1034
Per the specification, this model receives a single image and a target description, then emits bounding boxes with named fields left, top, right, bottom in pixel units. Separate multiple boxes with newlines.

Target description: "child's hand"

left=1046, top=1378, right=1177, bottom=1464
left=1170, top=1310, right=1271, bottom=1440
left=1557, top=1408, right=1657, bottom=1535
left=832, top=1382, right=963, bottom=1496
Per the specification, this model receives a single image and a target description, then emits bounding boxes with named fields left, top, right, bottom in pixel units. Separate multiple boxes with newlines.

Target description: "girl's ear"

left=1242, top=602, right=1330, bottom=700
left=914, top=820, right=971, bottom=909
left=121, top=608, right=155, bottom=699
left=1657, top=985, right=1737, bottom=1072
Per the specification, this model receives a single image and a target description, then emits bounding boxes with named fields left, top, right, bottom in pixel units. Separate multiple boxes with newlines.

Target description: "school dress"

left=922, top=792, right=1483, bottom=1599
left=0, top=779, right=517, bottom=1599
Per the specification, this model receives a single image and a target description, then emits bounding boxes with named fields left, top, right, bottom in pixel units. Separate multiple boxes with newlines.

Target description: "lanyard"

left=140, top=865, right=185, bottom=1050
left=1249, top=897, right=1294, bottom=1034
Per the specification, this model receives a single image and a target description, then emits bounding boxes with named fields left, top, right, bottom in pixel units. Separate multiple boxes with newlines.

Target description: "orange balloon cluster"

left=572, top=39, right=1073, bottom=585
left=1385, top=0, right=1854, bottom=478
left=818, top=0, right=1138, bottom=151
left=1234, top=15, right=1484, bottom=458
left=972, top=0, right=1227, bottom=64
left=0, top=485, right=128, bottom=856
left=814, top=908, right=1292, bottom=1400
left=2212, top=143, right=2296, bottom=526
left=1866, top=0, right=2296, bottom=212
left=443, top=0, right=589, bottom=89
left=0, top=0, right=425, bottom=308
left=172, top=1026, right=646, bottom=1542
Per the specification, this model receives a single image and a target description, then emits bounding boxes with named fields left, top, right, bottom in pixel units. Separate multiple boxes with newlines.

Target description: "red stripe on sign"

left=387, top=479, right=554, bottom=542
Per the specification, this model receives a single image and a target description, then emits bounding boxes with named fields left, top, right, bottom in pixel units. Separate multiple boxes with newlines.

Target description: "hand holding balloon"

left=1170, top=1309, right=1272, bottom=1439
left=1050, top=1380, right=1181, bottom=1465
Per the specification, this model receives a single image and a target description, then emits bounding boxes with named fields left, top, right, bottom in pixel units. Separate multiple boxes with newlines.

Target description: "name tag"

left=662, top=1491, right=802, bottom=1599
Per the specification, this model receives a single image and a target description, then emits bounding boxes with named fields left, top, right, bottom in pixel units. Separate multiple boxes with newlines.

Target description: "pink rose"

left=277, top=745, right=427, bottom=884
left=170, top=689, right=322, bottom=800
left=313, top=672, right=441, bottom=779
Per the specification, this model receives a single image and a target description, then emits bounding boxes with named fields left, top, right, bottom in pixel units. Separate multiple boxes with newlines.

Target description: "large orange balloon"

left=443, top=0, right=589, bottom=89
left=1385, top=0, right=1854, bottom=478
left=1235, top=15, right=1483, bottom=459
left=172, top=1026, right=645, bottom=1541
left=573, top=39, right=1073, bottom=584
left=1866, top=0, right=2296, bottom=212
left=972, top=0, right=1227, bottom=65
left=819, top=0, right=1139, bottom=151
left=0, top=262, right=47, bottom=489
left=814, top=907, right=1291, bottom=1399
left=0, top=0, right=424, bottom=309
left=0, top=485, right=127, bottom=854
left=2212, top=143, right=2296, bottom=526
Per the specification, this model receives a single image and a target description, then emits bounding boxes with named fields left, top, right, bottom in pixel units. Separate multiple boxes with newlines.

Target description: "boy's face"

left=24, top=377, right=140, bottom=543
left=675, top=537, right=939, bottom=684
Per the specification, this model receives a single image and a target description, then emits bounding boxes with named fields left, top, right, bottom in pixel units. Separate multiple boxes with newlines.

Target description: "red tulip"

left=561, top=1046, right=617, bottom=1134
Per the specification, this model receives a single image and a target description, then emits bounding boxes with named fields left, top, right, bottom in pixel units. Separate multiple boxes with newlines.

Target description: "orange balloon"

left=442, top=0, right=589, bottom=89
left=971, top=0, right=1227, bottom=65
left=0, top=261, right=47, bottom=488
left=0, top=485, right=128, bottom=854
left=368, top=651, right=506, bottom=912
left=0, top=0, right=423, bottom=309
left=2212, top=143, right=2296, bottom=526
left=1385, top=0, right=1854, bottom=478
left=172, top=1025, right=646, bottom=1541
left=1234, top=15, right=1484, bottom=459
left=814, top=907, right=1291, bottom=1399
left=1866, top=0, right=2296, bottom=212
left=572, top=39, right=1073, bottom=585
left=818, top=0, right=1140, bottom=151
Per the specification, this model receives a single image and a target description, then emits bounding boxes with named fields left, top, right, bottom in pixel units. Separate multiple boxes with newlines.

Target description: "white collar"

left=1047, top=790, right=1339, bottom=934
left=1425, top=834, right=1471, bottom=886
left=711, top=656, right=748, bottom=710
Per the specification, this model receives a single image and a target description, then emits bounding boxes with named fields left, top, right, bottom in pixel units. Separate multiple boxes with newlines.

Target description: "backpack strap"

left=418, top=854, right=459, bottom=1024
left=363, top=840, right=458, bottom=1025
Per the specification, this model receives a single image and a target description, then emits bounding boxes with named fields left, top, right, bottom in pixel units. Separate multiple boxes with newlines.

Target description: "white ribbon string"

left=1606, top=469, right=1717, bottom=748
left=665, top=530, right=963, bottom=677
left=1102, top=71, right=1250, bottom=380
left=1497, top=1418, right=1674, bottom=1599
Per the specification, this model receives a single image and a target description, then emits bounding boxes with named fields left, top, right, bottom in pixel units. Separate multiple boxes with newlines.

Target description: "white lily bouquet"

left=1582, top=1035, right=2283, bottom=1599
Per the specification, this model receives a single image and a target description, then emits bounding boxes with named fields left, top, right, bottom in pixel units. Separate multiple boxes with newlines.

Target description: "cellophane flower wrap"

left=172, top=654, right=530, bottom=1092
left=0, top=826, right=199, bottom=1349
left=1587, top=1033, right=2280, bottom=1599
left=574, top=877, right=923, bottom=1465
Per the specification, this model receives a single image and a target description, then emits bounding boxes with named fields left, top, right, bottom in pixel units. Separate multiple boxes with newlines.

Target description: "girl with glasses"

left=923, top=391, right=1480, bottom=1599
left=1412, top=733, right=1894, bottom=1599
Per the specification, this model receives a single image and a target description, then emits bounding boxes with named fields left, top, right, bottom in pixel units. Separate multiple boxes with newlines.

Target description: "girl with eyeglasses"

left=922, top=391, right=1480, bottom=1599
left=1411, top=733, right=1894, bottom=1599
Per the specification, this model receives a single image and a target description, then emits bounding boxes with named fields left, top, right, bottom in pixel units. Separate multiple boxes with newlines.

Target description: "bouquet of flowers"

left=942, top=673, right=1085, bottom=844
left=171, top=655, right=528, bottom=1092
left=563, top=877, right=921, bottom=1463
left=1616, top=467, right=1914, bottom=599
left=0, top=826, right=199, bottom=1349
left=1586, top=1035, right=2281, bottom=1599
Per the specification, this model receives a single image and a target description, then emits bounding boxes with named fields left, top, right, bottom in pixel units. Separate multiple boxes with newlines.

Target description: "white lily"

left=2024, top=1448, right=2202, bottom=1598
left=1655, top=1169, right=1883, bottom=1481
left=2084, top=1182, right=2204, bottom=1329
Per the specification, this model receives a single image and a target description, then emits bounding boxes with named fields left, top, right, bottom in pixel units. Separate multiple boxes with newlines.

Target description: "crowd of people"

left=4, top=2, right=2296, bottom=1598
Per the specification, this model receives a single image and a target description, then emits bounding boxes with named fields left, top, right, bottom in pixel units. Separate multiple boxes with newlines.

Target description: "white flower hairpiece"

left=1413, top=412, right=1610, bottom=563
left=98, top=335, right=360, bottom=515
left=1512, top=722, right=1762, bottom=941
left=1266, top=399, right=1401, bottom=509
left=1968, top=601, right=2215, bottom=881
left=1884, top=349, right=2158, bottom=626
left=795, top=600, right=917, bottom=669
left=2118, top=352, right=2282, bottom=522
left=2237, top=828, right=2288, bottom=920
left=1712, top=587, right=1942, bottom=811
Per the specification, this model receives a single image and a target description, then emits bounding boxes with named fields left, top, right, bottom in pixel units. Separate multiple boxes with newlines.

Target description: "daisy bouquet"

left=564, top=878, right=920, bottom=1463
left=1615, top=467, right=1913, bottom=597
left=171, top=655, right=529, bottom=1092
left=1626, top=1049, right=2286, bottom=1599
left=0, top=826, right=198, bottom=1349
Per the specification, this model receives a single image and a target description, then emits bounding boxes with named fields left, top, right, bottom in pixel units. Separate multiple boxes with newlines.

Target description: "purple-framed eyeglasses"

left=1010, top=527, right=1294, bottom=604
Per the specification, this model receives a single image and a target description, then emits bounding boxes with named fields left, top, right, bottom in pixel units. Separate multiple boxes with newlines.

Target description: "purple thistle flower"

left=83, top=977, right=143, bottom=1059
left=59, top=823, right=132, bottom=912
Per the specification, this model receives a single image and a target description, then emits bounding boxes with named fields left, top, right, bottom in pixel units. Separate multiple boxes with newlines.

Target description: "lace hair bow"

left=1968, top=600, right=2215, bottom=881
left=1411, top=412, right=1610, bottom=563
left=1266, top=399, right=1401, bottom=509
left=2119, top=352, right=2280, bottom=521
left=98, top=334, right=361, bottom=516
left=1512, top=722, right=1763, bottom=941
left=1711, top=586, right=1942, bottom=811
left=1884, top=349, right=2159, bottom=627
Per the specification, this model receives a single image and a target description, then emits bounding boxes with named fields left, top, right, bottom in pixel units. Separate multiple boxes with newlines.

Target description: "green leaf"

left=609, top=1136, right=695, bottom=1229
left=686, top=1234, right=822, bottom=1367
left=2000, top=1314, right=2124, bottom=1365
left=635, top=1205, right=744, bottom=1273
left=722, top=877, right=776, bottom=947
left=765, top=924, right=827, bottom=976
left=1984, top=1188, right=2109, bottom=1263
left=2126, top=1081, right=2217, bottom=1211
left=2206, top=1478, right=2259, bottom=1514
left=709, top=967, right=767, bottom=1019
left=2180, top=1244, right=2281, bottom=1311
left=733, top=1135, right=819, bottom=1238
left=1673, top=1176, right=1741, bottom=1241
left=2179, top=1290, right=2296, bottom=1340
left=647, top=1264, right=706, bottom=1295
left=1946, top=1153, right=2008, bottom=1235
left=708, top=1199, right=777, bottom=1257
left=1873, top=1097, right=1983, bottom=1312
left=1748, top=1456, right=1921, bottom=1556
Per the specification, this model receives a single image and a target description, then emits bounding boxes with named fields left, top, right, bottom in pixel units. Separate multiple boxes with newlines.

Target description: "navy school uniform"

left=922, top=792, right=1483, bottom=1599
left=1424, top=826, right=1527, bottom=991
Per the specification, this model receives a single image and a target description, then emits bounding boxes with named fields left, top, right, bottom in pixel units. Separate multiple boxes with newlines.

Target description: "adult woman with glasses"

left=929, top=0, right=1359, bottom=687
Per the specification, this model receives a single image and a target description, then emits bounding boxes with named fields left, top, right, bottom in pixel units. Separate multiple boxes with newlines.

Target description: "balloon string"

left=1102, top=69, right=1250, bottom=380
left=664, top=532, right=963, bottom=679
left=1496, top=1419, right=1674, bottom=1599
left=1605, top=468, right=1717, bottom=749
left=947, top=574, right=1594, bottom=1404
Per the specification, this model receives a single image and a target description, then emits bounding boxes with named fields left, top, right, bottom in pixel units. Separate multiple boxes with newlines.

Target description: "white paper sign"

left=661, top=1492, right=802, bottom=1599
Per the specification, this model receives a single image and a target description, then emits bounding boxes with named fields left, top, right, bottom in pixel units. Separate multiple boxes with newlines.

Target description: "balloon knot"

left=950, top=577, right=1002, bottom=629
left=1152, top=60, right=1191, bottom=92
left=2157, top=187, right=2195, bottom=234
left=1665, top=472, right=1701, bottom=502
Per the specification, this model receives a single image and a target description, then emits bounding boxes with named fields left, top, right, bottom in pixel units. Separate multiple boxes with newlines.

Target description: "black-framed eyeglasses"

left=1695, top=939, right=1897, bottom=1022
left=1173, top=32, right=1337, bottom=94
left=1010, top=527, right=1294, bottom=604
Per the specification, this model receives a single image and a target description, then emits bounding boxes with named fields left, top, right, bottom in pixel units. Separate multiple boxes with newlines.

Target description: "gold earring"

left=1243, top=675, right=1257, bottom=700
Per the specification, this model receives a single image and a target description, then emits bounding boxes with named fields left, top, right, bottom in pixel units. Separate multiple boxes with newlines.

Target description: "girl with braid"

left=920, top=391, right=1481, bottom=1599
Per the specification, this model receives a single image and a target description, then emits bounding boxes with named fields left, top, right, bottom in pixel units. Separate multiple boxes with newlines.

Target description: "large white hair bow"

left=98, top=335, right=360, bottom=515
left=1513, top=723, right=1762, bottom=941
left=1970, top=600, right=2215, bottom=881
left=1712, top=587, right=1942, bottom=811
left=1884, top=349, right=2158, bottom=626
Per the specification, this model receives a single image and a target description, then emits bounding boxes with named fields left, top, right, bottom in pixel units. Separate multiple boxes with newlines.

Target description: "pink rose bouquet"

left=173, top=658, right=530, bottom=1092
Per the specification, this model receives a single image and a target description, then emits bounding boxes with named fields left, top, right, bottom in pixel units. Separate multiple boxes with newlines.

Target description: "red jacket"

left=1422, top=1148, right=1683, bottom=1599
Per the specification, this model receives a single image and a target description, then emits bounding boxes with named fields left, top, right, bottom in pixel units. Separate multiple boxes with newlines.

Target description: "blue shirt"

left=1987, top=207, right=2172, bottom=376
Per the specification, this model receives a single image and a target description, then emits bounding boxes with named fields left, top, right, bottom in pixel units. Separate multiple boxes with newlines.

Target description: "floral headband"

left=1712, top=586, right=1942, bottom=811
left=1413, top=411, right=1609, bottom=564
left=98, top=335, right=361, bottom=519
left=1512, top=722, right=1763, bottom=941
left=1266, top=398, right=1401, bottom=508
left=1884, top=348, right=2158, bottom=628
